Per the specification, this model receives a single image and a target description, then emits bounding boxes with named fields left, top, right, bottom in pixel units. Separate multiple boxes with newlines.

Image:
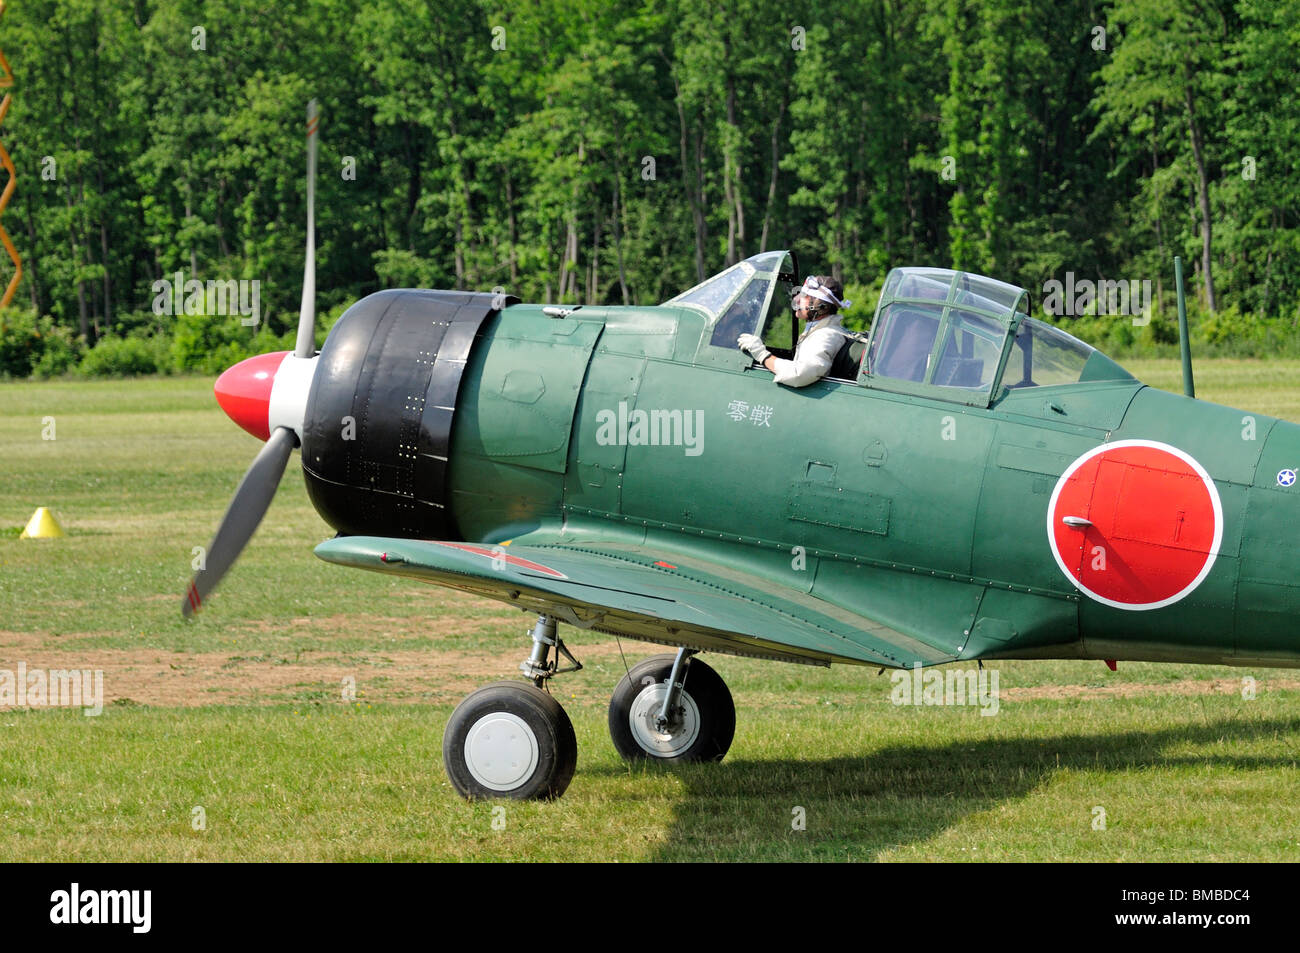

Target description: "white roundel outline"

left=1046, top=439, right=1224, bottom=612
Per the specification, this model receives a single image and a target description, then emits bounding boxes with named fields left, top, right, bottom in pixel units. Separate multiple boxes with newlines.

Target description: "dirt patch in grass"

left=0, top=637, right=639, bottom=709
left=0, top=599, right=526, bottom=646
left=9, top=618, right=1293, bottom=712
left=279, top=610, right=523, bottom=638
left=0, top=630, right=62, bottom=650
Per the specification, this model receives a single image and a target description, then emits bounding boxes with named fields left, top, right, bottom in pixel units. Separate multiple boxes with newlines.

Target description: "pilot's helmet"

left=792, top=275, right=851, bottom=318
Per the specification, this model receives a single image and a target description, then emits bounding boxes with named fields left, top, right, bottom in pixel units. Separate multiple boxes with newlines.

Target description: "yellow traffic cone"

left=20, top=507, right=64, bottom=539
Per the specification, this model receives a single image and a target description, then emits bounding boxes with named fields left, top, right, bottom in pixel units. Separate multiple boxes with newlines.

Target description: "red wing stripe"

left=429, top=541, right=568, bottom=579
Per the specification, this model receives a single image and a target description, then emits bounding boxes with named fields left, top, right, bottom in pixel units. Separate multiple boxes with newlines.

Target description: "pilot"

left=737, top=275, right=853, bottom=387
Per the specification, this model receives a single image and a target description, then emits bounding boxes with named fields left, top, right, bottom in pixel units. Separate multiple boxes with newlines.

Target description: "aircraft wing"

left=314, top=536, right=959, bottom=668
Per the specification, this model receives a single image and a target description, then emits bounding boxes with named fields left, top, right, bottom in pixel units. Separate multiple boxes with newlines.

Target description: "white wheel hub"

left=464, top=711, right=540, bottom=791
left=629, top=681, right=701, bottom=757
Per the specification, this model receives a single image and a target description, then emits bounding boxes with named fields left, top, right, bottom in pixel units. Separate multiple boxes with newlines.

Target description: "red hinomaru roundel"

left=1046, top=440, right=1223, bottom=611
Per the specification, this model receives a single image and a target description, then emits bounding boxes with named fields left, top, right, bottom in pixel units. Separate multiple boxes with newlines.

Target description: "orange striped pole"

left=0, top=0, right=22, bottom=309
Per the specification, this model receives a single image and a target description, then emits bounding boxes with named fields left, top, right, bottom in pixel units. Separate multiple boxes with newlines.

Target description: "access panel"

left=469, top=309, right=604, bottom=474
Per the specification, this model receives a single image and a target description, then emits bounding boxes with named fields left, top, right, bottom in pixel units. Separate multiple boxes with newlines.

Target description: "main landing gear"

left=607, top=651, right=735, bottom=763
left=442, top=614, right=736, bottom=800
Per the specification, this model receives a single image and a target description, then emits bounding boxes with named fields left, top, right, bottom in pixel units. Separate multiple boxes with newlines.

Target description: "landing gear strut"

left=518, top=613, right=582, bottom=686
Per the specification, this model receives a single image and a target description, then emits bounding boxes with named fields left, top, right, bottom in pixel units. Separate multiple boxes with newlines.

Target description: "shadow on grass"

left=589, top=715, right=1300, bottom=861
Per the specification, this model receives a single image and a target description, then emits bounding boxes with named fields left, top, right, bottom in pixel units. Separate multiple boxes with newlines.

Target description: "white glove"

left=737, top=333, right=771, bottom=364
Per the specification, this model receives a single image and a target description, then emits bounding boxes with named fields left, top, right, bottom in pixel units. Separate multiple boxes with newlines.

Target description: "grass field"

left=2, top=361, right=1299, bottom=861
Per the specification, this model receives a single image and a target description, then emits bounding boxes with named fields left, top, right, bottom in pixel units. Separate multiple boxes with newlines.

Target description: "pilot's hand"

left=738, top=333, right=771, bottom=365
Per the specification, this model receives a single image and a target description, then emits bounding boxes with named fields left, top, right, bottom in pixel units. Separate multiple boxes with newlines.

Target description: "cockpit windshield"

left=665, top=251, right=798, bottom=349
left=668, top=260, right=754, bottom=316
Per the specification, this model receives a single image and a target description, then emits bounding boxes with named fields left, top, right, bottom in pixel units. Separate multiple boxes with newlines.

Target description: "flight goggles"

left=791, top=276, right=851, bottom=312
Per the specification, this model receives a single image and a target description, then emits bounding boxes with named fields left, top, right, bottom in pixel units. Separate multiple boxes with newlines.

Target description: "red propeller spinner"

left=213, top=351, right=289, bottom=441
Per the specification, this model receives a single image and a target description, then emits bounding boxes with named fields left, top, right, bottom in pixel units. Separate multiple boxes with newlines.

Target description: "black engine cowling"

left=300, top=289, right=514, bottom=538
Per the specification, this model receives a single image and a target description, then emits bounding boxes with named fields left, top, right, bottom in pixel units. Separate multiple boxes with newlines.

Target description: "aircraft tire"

left=609, top=654, right=735, bottom=763
left=443, top=681, right=577, bottom=800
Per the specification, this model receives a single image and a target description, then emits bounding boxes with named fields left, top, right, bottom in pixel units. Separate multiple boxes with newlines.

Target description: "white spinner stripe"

left=268, top=353, right=319, bottom=441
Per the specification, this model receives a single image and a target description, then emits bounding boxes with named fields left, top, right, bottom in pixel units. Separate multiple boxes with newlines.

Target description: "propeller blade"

left=294, top=99, right=319, bottom=359
left=182, top=426, right=296, bottom=617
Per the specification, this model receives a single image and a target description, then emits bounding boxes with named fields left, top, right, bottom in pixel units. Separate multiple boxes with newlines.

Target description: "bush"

left=0, top=308, right=45, bottom=377
left=78, top=334, right=168, bottom=377
left=31, top=323, right=81, bottom=378
left=1142, top=312, right=1180, bottom=347
left=0, top=310, right=86, bottom=378
left=840, top=280, right=880, bottom=334
left=107, top=309, right=172, bottom=339
left=171, top=312, right=257, bottom=373
left=1105, top=319, right=1136, bottom=353
left=373, top=248, right=438, bottom=288
left=316, top=301, right=351, bottom=347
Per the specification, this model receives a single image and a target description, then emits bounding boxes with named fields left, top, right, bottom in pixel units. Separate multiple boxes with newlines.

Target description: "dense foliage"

left=1, top=0, right=1298, bottom=375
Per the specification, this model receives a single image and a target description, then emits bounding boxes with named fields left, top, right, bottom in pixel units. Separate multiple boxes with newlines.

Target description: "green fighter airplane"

left=184, top=104, right=1300, bottom=800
